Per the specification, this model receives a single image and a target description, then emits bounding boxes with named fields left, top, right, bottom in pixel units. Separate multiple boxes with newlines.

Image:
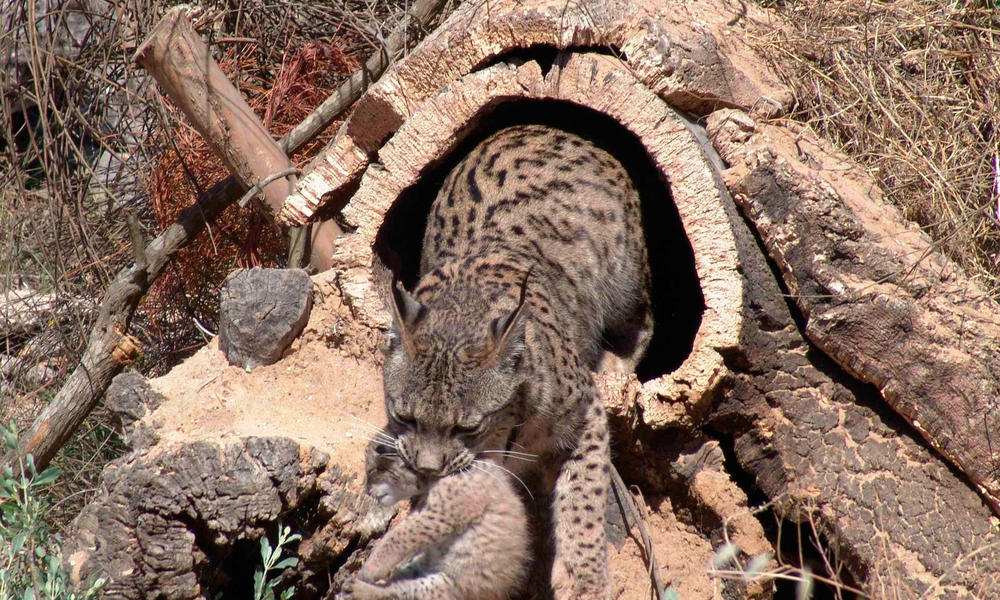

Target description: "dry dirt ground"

left=142, top=269, right=725, bottom=600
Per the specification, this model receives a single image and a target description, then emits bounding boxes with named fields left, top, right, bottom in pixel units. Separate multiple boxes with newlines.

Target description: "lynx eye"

left=389, top=410, right=417, bottom=428
left=452, top=423, right=484, bottom=438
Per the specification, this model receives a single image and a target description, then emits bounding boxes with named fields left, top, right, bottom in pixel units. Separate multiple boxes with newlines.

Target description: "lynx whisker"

left=474, top=460, right=533, bottom=500
left=338, top=412, right=397, bottom=445
left=368, top=433, right=398, bottom=446
left=468, top=462, right=513, bottom=495
left=479, top=450, right=537, bottom=462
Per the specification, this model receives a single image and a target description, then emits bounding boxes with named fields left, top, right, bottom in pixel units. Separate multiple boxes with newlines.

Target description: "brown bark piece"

left=697, top=132, right=1000, bottom=596
left=707, top=109, right=1000, bottom=514
left=134, top=7, right=296, bottom=219
left=281, top=0, right=791, bottom=226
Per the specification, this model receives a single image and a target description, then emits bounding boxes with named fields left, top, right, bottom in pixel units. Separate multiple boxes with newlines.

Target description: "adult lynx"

left=382, top=124, right=652, bottom=598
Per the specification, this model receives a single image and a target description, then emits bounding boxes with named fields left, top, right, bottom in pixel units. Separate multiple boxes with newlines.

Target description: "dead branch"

left=134, top=7, right=296, bottom=219
left=2, top=0, right=449, bottom=474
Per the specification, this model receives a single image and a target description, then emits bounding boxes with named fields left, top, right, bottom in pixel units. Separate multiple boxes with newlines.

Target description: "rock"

left=218, top=268, right=314, bottom=370
left=104, top=371, right=165, bottom=449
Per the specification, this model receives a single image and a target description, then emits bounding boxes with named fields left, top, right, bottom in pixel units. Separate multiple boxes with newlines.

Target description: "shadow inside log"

left=373, top=98, right=705, bottom=381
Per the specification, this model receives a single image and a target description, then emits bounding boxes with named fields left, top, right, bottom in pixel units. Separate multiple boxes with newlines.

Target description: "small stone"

left=218, top=268, right=314, bottom=370
left=104, top=371, right=165, bottom=449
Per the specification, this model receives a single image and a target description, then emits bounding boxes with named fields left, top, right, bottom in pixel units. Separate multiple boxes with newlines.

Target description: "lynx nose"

left=412, top=447, right=445, bottom=476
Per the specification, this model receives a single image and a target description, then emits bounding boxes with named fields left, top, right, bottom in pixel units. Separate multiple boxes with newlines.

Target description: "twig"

left=992, top=154, right=999, bottom=223
left=610, top=465, right=668, bottom=600
left=3, top=0, right=450, bottom=474
left=238, top=167, right=301, bottom=208
left=191, top=316, right=216, bottom=339
left=125, top=210, right=147, bottom=271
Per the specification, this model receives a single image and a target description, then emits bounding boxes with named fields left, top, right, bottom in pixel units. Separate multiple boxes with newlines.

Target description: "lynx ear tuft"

left=390, top=279, right=426, bottom=353
left=488, top=269, right=532, bottom=370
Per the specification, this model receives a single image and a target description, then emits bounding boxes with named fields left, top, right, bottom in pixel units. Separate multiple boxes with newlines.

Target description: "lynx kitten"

left=382, top=124, right=652, bottom=599
left=352, top=439, right=529, bottom=600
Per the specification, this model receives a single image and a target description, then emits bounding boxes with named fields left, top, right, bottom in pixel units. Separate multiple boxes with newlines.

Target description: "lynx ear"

left=488, top=269, right=532, bottom=370
left=389, top=279, right=426, bottom=352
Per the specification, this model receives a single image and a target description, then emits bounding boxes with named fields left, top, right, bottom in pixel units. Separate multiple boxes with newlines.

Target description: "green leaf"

left=284, top=533, right=302, bottom=544
left=26, top=455, right=37, bottom=476
left=744, top=553, right=772, bottom=579
left=260, top=536, right=272, bottom=563
left=12, top=529, right=27, bottom=554
left=272, top=557, right=298, bottom=571
left=664, top=589, right=681, bottom=600
left=32, top=466, right=61, bottom=487
left=1, top=424, right=16, bottom=449
left=85, top=577, right=107, bottom=595
left=796, top=566, right=814, bottom=600
left=253, top=569, right=265, bottom=599
left=3, top=464, right=13, bottom=479
left=1, top=501, right=18, bottom=521
left=280, top=588, right=295, bottom=600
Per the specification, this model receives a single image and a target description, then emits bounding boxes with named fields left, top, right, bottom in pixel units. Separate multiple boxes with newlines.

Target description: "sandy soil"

left=142, top=271, right=734, bottom=599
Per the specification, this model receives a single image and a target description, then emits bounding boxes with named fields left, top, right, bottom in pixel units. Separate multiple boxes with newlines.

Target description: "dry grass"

left=1, top=0, right=407, bottom=526
left=748, top=0, right=1000, bottom=297
left=140, top=39, right=357, bottom=372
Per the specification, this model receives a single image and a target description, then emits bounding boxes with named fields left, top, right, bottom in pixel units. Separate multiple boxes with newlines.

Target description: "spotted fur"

left=383, top=124, right=652, bottom=599
left=353, top=439, right=529, bottom=600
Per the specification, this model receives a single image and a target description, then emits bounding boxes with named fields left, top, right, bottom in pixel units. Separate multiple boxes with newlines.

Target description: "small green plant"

left=253, top=524, right=301, bottom=600
left=0, top=422, right=105, bottom=600
left=709, top=541, right=817, bottom=599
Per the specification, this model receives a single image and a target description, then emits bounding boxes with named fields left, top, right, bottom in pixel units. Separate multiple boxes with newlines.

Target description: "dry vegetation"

left=748, top=0, right=1000, bottom=296
left=0, top=0, right=997, bottom=571
left=0, top=0, right=413, bottom=526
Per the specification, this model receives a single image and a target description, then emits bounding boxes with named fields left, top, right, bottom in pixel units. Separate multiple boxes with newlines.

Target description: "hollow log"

left=65, top=0, right=1000, bottom=598
left=708, top=110, right=1000, bottom=512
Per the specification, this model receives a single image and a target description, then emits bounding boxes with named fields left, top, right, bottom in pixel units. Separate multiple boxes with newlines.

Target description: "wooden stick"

left=3, top=1, right=448, bottom=473
left=134, top=7, right=296, bottom=219
left=610, top=465, right=668, bottom=600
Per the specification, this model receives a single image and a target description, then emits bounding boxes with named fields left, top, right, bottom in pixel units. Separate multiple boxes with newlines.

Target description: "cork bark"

left=64, top=0, right=1000, bottom=597
left=708, top=109, right=1000, bottom=514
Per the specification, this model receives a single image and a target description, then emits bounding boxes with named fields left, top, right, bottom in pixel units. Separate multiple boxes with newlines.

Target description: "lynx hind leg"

left=552, top=397, right=611, bottom=600
left=601, top=295, right=654, bottom=372
left=351, top=574, right=460, bottom=600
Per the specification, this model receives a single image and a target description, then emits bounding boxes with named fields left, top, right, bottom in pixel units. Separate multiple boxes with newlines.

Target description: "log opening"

left=373, top=98, right=705, bottom=382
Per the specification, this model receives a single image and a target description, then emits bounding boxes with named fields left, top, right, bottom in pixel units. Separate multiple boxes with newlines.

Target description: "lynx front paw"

left=350, top=578, right=391, bottom=600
